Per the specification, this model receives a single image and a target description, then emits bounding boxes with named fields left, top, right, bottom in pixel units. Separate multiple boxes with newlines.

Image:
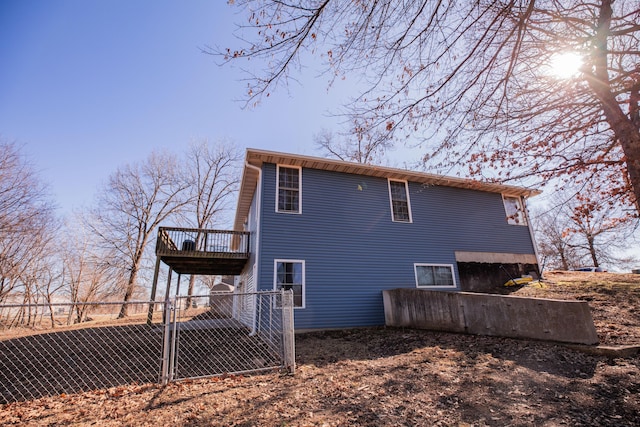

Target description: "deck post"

left=146, top=257, right=162, bottom=325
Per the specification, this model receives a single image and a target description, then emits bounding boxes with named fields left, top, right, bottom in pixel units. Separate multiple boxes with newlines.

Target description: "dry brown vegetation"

left=516, top=271, right=640, bottom=346
left=1, top=271, right=639, bottom=426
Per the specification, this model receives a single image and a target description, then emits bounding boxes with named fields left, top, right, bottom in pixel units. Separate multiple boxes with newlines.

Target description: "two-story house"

left=231, top=149, right=540, bottom=330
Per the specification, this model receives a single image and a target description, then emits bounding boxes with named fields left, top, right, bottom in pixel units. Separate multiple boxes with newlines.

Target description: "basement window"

left=414, top=264, right=456, bottom=288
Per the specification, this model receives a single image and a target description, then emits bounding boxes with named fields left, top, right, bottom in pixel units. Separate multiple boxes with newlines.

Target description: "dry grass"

left=514, top=271, right=640, bottom=346
left=1, top=272, right=639, bottom=426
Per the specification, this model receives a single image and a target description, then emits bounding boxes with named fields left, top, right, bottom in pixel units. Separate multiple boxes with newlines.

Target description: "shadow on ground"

left=0, top=314, right=282, bottom=404
left=295, top=327, right=601, bottom=378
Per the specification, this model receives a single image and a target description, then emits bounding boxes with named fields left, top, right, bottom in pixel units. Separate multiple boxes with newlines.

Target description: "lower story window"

left=274, top=260, right=305, bottom=308
left=414, top=264, right=456, bottom=288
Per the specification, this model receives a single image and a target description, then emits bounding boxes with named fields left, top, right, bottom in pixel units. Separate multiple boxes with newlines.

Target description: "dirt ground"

left=1, top=271, right=639, bottom=426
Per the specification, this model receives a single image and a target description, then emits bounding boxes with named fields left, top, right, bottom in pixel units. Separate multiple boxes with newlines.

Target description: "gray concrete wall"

left=383, top=288, right=599, bottom=345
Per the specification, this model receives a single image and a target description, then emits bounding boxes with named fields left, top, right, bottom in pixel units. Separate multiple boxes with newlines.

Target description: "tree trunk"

left=559, top=251, right=569, bottom=271
left=186, top=275, right=196, bottom=309
left=618, top=130, right=640, bottom=213
left=587, top=236, right=599, bottom=268
left=118, top=265, right=139, bottom=318
left=46, top=296, right=55, bottom=328
left=185, top=230, right=206, bottom=309
left=588, top=0, right=640, bottom=213
left=76, top=305, right=83, bottom=324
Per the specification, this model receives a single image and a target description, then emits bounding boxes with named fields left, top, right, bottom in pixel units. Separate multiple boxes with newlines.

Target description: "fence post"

left=160, top=299, right=173, bottom=386
left=281, top=289, right=295, bottom=375
left=170, top=297, right=181, bottom=379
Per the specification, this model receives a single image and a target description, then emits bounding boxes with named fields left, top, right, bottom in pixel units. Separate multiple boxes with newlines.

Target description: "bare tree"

left=87, top=150, right=191, bottom=317
left=182, top=140, right=242, bottom=305
left=61, top=218, right=123, bottom=324
left=39, top=262, right=62, bottom=328
left=217, top=1, right=640, bottom=213
left=16, top=247, right=62, bottom=328
left=0, top=140, right=57, bottom=304
left=533, top=208, right=582, bottom=271
left=196, top=275, right=221, bottom=292
left=314, top=128, right=393, bottom=164
left=533, top=187, right=638, bottom=271
left=565, top=194, right=639, bottom=269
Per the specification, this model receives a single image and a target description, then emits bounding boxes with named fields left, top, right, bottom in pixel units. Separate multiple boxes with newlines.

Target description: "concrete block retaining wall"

left=383, top=288, right=599, bottom=345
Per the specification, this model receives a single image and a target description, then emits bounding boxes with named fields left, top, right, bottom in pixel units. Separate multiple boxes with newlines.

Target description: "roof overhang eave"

left=233, top=148, right=542, bottom=228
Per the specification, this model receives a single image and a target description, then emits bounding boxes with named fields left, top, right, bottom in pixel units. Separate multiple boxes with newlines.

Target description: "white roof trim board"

left=234, top=148, right=541, bottom=231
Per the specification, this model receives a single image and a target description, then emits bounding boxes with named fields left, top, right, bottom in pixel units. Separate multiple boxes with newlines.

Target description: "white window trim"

left=276, top=165, right=302, bottom=214
left=388, top=179, right=413, bottom=223
left=273, top=259, right=305, bottom=309
left=414, top=263, right=457, bottom=289
left=502, top=194, right=527, bottom=226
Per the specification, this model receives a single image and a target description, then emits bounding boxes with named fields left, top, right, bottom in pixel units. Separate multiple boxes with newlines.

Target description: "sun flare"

left=548, top=52, right=583, bottom=79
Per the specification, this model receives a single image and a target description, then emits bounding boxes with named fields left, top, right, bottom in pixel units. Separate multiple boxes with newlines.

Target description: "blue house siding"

left=239, top=186, right=259, bottom=284
left=256, top=162, right=536, bottom=330
left=410, top=184, right=535, bottom=254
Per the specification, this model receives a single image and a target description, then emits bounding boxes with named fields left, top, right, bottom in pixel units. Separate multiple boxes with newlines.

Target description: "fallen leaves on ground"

left=1, top=271, right=639, bottom=426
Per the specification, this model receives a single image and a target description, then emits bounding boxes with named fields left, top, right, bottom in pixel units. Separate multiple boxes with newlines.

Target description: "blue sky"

left=0, top=0, right=368, bottom=215
left=2, top=2, right=638, bottom=268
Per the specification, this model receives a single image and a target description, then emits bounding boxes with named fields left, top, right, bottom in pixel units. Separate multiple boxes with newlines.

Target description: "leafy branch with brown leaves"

left=217, top=0, right=640, bottom=214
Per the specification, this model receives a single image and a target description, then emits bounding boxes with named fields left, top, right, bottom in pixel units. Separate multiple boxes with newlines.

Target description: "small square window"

left=414, top=264, right=456, bottom=288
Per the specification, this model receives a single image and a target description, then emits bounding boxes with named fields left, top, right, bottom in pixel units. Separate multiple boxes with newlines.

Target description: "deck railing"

left=156, top=227, right=249, bottom=257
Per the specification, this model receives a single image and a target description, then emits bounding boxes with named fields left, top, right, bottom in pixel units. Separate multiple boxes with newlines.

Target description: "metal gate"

left=160, top=290, right=295, bottom=385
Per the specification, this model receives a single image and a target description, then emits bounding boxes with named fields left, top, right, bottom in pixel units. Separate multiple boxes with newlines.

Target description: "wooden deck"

left=155, top=227, right=250, bottom=275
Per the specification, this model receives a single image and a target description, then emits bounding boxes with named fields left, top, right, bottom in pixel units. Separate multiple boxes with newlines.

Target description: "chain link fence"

left=161, top=291, right=295, bottom=384
left=0, top=291, right=294, bottom=404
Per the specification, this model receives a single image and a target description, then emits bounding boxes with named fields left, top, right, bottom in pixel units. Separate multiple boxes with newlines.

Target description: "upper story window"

left=277, top=165, right=301, bottom=213
left=388, top=179, right=412, bottom=222
left=503, top=195, right=526, bottom=225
